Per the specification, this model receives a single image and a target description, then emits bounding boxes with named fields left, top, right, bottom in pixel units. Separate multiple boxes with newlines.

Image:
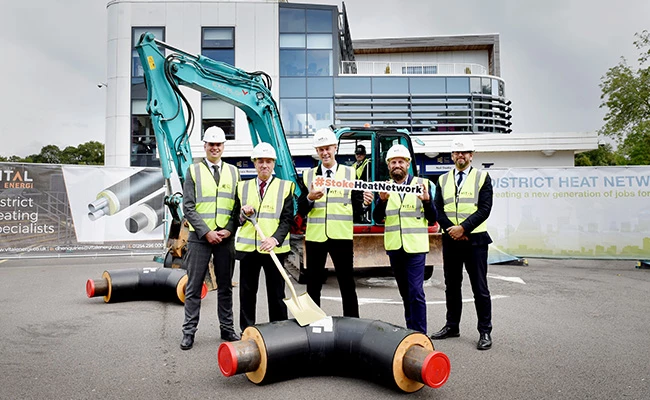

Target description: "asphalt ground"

left=0, top=255, right=648, bottom=400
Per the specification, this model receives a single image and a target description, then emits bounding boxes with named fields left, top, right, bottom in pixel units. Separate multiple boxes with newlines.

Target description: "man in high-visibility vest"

left=372, top=144, right=437, bottom=334
left=298, top=128, right=373, bottom=317
left=353, top=144, right=371, bottom=181
left=180, top=126, right=241, bottom=350
left=352, top=144, right=371, bottom=223
left=430, top=137, right=494, bottom=350
left=236, top=142, right=294, bottom=332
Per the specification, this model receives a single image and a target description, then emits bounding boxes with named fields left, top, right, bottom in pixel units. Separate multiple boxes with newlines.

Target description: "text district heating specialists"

left=0, top=197, right=55, bottom=234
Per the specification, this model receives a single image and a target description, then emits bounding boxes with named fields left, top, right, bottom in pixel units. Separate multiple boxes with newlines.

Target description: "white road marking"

left=487, top=273, right=526, bottom=284
left=321, top=294, right=509, bottom=306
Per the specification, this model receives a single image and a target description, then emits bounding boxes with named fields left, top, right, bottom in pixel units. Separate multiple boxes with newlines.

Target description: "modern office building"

left=105, top=0, right=597, bottom=176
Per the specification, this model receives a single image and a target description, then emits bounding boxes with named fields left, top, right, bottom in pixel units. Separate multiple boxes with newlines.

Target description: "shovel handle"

left=242, top=210, right=300, bottom=301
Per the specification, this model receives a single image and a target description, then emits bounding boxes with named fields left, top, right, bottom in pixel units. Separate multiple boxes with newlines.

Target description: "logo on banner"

left=1, top=169, right=34, bottom=189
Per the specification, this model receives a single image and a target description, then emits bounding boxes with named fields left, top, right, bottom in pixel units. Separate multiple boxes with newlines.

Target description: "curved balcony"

left=334, top=92, right=512, bottom=134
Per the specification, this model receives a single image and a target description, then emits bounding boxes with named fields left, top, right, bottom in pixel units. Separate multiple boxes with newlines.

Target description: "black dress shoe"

left=477, top=333, right=492, bottom=350
left=180, top=334, right=194, bottom=350
left=221, top=331, right=241, bottom=342
left=430, top=326, right=460, bottom=340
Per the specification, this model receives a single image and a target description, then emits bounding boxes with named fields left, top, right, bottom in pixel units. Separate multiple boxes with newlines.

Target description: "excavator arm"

left=135, top=32, right=305, bottom=265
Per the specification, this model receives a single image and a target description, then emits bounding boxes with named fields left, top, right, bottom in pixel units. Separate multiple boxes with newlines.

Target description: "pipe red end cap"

left=200, top=283, right=208, bottom=299
left=86, top=279, right=95, bottom=298
left=218, top=342, right=238, bottom=377
left=421, top=351, right=451, bottom=388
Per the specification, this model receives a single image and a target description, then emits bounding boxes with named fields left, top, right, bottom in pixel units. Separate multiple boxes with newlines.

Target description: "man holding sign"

left=298, top=128, right=374, bottom=318
left=373, top=144, right=437, bottom=334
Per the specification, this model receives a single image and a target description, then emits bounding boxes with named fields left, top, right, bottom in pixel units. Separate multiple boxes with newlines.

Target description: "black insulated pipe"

left=218, top=317, right=450, bottom=393
left=88, top=169, right=163, bottom=221
left=125, top=191, right=165, bottom=234
left=86, top=267, right=207, bottom=304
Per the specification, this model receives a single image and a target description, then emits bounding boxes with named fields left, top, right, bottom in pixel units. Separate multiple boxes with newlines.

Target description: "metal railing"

left=340, top=61, right=488, bottom=76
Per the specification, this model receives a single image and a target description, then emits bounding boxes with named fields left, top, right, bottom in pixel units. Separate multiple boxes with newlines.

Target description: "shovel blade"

left=283, top=293, right=327, bottom=326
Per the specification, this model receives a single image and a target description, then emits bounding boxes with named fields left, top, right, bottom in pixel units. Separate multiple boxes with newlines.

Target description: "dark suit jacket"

left=183, top=159, right=240, bottom=243
left=434, top=167, right=493, bottom=246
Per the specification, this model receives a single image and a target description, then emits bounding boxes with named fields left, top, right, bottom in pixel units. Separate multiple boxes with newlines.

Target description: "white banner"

left=488, top=167, right=650, bottom=259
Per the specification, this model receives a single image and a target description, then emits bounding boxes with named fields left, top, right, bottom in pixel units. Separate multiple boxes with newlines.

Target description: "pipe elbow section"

left=86, top=267, right=207, bottom=304
left=218, top=317, right=450, bottom=392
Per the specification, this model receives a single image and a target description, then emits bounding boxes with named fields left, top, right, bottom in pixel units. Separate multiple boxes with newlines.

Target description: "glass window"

left=280, top=99, right=307, bottom=137
left=202, top=28, right=235, bottom=65
left=492, top=79, right=500, bottom=96
left=307, top=77, right=333, bottom=97
left=280, top=34, right=306, bottom=48
left=482, top=78, right=492, bottom=95
left=203, top=120, right=235, bottom=140
left=409, top=77, right=445, bottom=94
left=203, top=100, right=235, bottom=119
left=307, top=99, right=333, bottom=131
left=307, top=34, right=332, bottom=49
left=470, top=77, right=481, bottom=94
left=203, top=49, right=235, bottom=66
left=306, top=49, right=332, bottom=76
left=306, top=9, right=333, bottom=32
left=372, top=77, right=409, bottom=94
left=280, top=77, right=306, bottom=98
left=132, top=27, right=164, bottom=82
left=446, top=77, right=469, bottom=94
left=202, top=27, right=234, bottom=48
left=279, top=8, right=305, bottom=33
left=131, top=115, right=160, bottom=167
left=335, top=77, right=371, bottom=94
left=280, top=49, right=306, bottom=76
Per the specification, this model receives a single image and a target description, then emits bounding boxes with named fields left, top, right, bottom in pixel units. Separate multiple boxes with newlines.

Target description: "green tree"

left=599, top=30, right=650, bottom=165
left=574, top=143, right=623, bottom=166
left=0, top=141, right=105, bottom=165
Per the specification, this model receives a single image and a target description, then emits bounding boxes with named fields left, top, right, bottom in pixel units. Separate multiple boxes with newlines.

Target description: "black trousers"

left=441, top=236, right=492, bottom=334
left=239, top=251, right=288, bottom=332
left=182, top=234, right=235, bottom=336
left=305, top=239, right=359, bottom=318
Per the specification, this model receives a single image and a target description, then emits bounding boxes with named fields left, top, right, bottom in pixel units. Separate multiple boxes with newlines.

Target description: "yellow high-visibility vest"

left=354, top=158, right=370, bottom=179
left=188, top=162, right=239, bottom=231
left=235, top=178, right=294, bottom=254
left=439, top=168, right=487, bottom=233
left=384, top=177, right=430, bottom=253
left=303, top=166, right=354, bottom=242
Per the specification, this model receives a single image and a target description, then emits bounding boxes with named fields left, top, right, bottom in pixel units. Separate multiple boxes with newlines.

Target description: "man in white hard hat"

left=372, top=144, right=437, bottom=334
left=180, top=126, right=241, bottom=350
left=235, top=142, right=294, bottom=332
left=298, top=128, right=373, bottom=317
left=430, top=136, right=494, bottom=350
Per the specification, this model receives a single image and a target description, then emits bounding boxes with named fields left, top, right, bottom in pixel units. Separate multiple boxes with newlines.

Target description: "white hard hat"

left=312, top=128, right=338, bottom=148
left=450, top=137, right=475, bottom=152
left=203, top=126, right=226, bottom=143
left=386, top=144, right=411, bottom=162
left=251, top=142, right=277, bottom=160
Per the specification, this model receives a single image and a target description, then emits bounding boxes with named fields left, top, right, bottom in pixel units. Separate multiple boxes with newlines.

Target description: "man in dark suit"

left=180, top=126, right=240, bottom=350
left=430, top=137, right=494, bottom=350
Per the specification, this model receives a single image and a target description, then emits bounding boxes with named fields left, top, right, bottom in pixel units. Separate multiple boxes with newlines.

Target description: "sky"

left=0, top=0, right=648, bottom=157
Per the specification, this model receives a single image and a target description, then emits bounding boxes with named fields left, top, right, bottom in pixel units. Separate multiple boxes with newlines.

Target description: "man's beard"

left=390, top=167, right=406, bottom=181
